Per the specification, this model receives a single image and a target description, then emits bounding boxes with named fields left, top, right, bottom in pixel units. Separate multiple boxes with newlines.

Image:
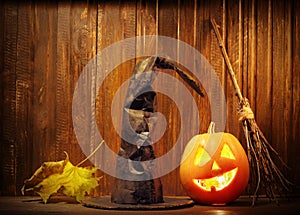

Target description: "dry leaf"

left=22, top=152, right=101, bottom=203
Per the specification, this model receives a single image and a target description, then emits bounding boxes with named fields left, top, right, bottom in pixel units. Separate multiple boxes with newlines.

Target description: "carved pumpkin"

left=180, top=122, right=249, bottom=205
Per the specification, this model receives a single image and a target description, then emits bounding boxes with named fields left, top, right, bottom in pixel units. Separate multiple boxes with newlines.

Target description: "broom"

left=210, top=18, right=293, bottom=206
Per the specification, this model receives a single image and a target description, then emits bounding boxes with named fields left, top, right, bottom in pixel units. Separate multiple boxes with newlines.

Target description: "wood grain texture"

left=1, top=2, right=18, bottom=195
left=157, top=0, right=180, bottom=196
left=0, top=4, right=3, bottom=189
left=95, top=0, right=138, bottom=196
left=282, top=0, right=293, bottom=165
left=69, top=1, right=97, bottom=166
left=0, top=0, right=299, bottom=196
left=31, top=2, right=58, bottom=180
left=290, top=0, right=300, bottom=183
left=56, top=2, right=71, bottom=161
left=177, top=0, right=196, bottom=196
left=226, top=0, right=242, bottom=140
left=255, top=0, right=273, bottom=147
left=15, top=2, right=34, bottom=195
left=272, top=0, right=289, bottom=162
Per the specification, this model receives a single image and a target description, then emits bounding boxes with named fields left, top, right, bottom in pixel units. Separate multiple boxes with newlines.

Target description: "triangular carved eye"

left=194, top=147, right=211, bottom=166
left=221, top=144, right=235, bottom=159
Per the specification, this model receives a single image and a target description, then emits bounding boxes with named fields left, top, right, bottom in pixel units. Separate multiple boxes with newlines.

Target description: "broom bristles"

left=239, top=100, right=293, bottom=206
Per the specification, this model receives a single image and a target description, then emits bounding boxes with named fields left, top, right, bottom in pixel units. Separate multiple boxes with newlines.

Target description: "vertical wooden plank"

left=272, top=0, right=289, bottom=161
left=95, top=1, right=105, bottom=193
left=283, top=0, right=293, bottom=165
left=119, top=0, right=137, bottom=141
left=1, top=2, right=18, bottom=195
left=68, top=1, right=99, bottom=198
left=189, top=0, right=212, bottom=137
left=240, top=0, right=257, bottom=131
left=226, top=0, right=244, bottom=141
left=242, top=0, right=249, bottom=101
left=56, top=2, right=71, bottom=161
left=32, top=1, right=58, bottom=171
left=290, top=0, right=300, bottom=185
left=177, top=0, right=197, bottom=196
left=136, top=0, right=158, bottom=56
left=0, top=0, right=3, bottom=89
left=157, top=0, right=179, bottom=196
left=240, top=0, right=258, bottom=149
left=45, top=3, right=58, bottom=162
left=32, top=1, right=47, bottom=166
left=96, top=0, right=110, bottom=196
left=112, top=0, right=137, bottom=196
left=196, top=0, right=213, bottom=135
left=248, top=0, right=257, bottom=112
left=283, top=0, right=292, bottom=163
left=209, top=0, right=226, bottom=134
left=69, top=1, right=97, bottom=166
left=196, top=0, right=225, bottom=134
left=0, top=0, right=5, bottom=196
left=97, top=1, right=122, bottom=161
left=96, top=0, right=137, bottom=196
left=15, top=2, right=34, bottom=194
left=255, top=0, right=273, bottom=145
left=276, top=0, right=291, bottom=167
left=158, top=0, right=178, bottom=38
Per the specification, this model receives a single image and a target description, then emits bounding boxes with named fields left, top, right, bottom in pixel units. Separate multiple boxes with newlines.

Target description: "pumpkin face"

left=180, top=123, right=249, bottom=205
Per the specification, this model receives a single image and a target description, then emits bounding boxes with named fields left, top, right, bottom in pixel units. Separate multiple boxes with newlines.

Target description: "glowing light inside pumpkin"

left=193, top=143, right=238, bottom=191
left=193, top=168, right=238, bottom=191
left=220, top=144, right=235, bottom=159
left=194, top=145, right=211, bottom=166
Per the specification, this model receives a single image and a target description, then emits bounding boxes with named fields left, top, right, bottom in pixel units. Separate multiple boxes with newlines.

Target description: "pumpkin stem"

left=208, top=122, right=215, bottom=134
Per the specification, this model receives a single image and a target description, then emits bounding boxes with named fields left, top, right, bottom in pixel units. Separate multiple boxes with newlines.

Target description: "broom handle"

left=210, top=19, right=244, bottom=103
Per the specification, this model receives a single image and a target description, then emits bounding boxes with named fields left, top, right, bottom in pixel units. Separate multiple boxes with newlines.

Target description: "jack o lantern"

left=180, top=122, right=249, bottom=205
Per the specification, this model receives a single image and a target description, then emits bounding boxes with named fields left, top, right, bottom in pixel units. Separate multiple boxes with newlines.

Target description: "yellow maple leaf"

left=22, top=152, right=101, bottom=203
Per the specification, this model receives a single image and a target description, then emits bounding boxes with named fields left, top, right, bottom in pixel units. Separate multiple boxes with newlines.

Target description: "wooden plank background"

left=0, top=0, right=299, bottom=197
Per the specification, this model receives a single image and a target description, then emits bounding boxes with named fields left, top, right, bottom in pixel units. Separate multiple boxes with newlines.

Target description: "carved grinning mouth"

left=193, top=168, right=238, bottom=191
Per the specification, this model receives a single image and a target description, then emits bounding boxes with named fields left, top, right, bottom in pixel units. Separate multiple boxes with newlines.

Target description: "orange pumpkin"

left=180, top=122, right=249, bottom=205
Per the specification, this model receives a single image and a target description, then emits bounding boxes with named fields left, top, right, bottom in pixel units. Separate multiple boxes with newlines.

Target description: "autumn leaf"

left=22, top=152, right=101, bottom=203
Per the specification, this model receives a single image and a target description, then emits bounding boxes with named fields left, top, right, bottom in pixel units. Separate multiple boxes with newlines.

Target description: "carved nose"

left=212, top=161, right=221, bottom=170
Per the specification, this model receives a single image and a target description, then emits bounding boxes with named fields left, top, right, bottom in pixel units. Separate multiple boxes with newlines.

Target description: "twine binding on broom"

left=238, top=98, right=254, bottom=121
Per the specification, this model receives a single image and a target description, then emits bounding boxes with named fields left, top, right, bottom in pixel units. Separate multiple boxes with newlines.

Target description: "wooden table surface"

left=0, top=196, right=299, bottom=215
